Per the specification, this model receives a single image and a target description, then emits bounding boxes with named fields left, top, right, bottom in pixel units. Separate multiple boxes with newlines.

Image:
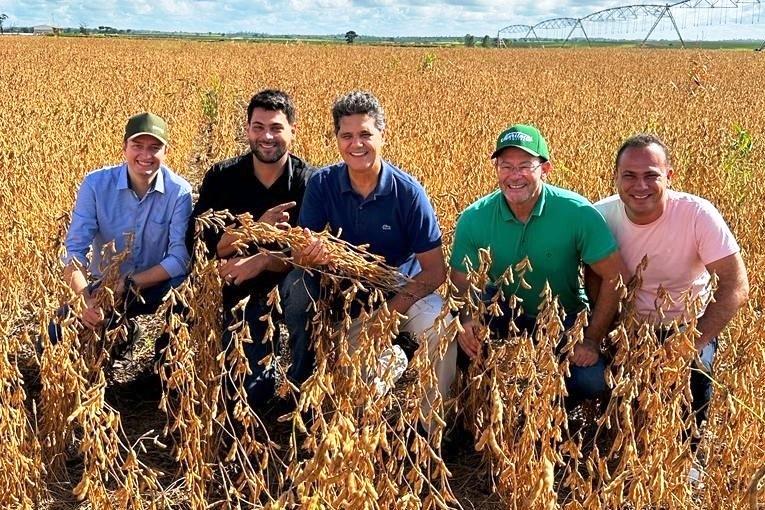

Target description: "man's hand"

left=113, top=275, right=133, bottom=300
left=293, top=228, right=331, bottom=267
left=259, top=201, right=297, bottom=229
left=458, top=318, right=484, bottom=359
left=81, top=298, right=105, bottom=330
left=570, top=338, right=600, bottom=367
left=219, top=255, right=268, bottom=285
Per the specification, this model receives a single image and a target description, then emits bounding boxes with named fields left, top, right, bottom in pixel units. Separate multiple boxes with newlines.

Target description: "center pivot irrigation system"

left=497, top=0, right=764, bottom=48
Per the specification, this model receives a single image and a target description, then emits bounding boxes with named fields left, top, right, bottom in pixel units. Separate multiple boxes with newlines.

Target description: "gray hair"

left=331, top=91, right=386, bottom=134
left=615, top=133, right=673, bottom=170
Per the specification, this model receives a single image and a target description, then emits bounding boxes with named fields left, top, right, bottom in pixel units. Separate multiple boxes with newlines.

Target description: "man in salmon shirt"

left=594, top=133, right=749, bottom=456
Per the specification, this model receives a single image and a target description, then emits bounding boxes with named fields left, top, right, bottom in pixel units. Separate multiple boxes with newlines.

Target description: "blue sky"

left=2, top=0, right=763, bottom=39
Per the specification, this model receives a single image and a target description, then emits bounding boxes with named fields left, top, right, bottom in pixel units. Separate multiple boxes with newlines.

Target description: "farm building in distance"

left=33, top=25, right=59, bottom=35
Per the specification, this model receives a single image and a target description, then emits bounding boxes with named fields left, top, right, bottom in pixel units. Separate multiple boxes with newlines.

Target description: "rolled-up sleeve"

left=160, top=187, right=193, bottom=278
left=63, top=178, right=99, bottom=268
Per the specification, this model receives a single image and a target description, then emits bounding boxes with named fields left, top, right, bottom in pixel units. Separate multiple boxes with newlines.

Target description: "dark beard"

left=251, top=142, right=287, bottom=164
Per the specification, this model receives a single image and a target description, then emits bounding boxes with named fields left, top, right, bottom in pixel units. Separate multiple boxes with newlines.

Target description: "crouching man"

left=281, top=91, right=455, bottom=427
left=50, top=112, right=192, bottom=363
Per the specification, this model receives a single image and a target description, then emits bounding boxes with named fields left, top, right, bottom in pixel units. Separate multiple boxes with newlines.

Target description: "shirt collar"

left=339, top=159, right=393, bottom=198
left=117, top=163, right=166, bottom=194
left=284, top=155, right=294, bottom=191
left=375, top=160, right=394, bottom=197
left=499, top=183, right=548, bottom=223
left=117, top=163, right=130, bottom=190
left=152, top=166, right=166, bottom=194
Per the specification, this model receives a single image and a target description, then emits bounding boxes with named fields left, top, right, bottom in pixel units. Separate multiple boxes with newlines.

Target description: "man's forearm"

left=132, top=265, right=172, bottom=289
left=694, top=253, right=749, bottom=348
left=216, top=232, right=239, bottom=258
left=449, top=270, right=474, bottom=324
left=388, top=270, right=443, bottom=315
left=261, top=253, right=289, bottom=273
left=584, top=278, right=620, bottom=342
left=695, top=285, right=747, bottom=347
left=63, top=263, right=91, bottom=297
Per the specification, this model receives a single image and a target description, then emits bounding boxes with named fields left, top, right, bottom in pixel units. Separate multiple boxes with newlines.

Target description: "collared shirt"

left=188, top=152, right=314, bottom=305
left=450, top=184, right=617, bottom=316
left=299, top=159, right=442, bottom=277
left=64, top=163, right=192, bottom=279
left=595, top=190, right=739, bottom=323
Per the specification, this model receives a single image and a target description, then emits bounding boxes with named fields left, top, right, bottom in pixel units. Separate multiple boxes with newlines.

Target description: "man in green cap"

left=49, top=112, right=193, bottom=363
left=446, top=124, right=626, bottom=404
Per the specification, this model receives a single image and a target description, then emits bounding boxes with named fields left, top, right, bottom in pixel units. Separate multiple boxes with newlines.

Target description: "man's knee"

left=403, top=293, right=446, bottom=339
left=126, top=275, right=188, bottom=317
left=280, top=269, right=320, bottom=385
left=281, top=269, right=320, bottom=313
left=47, top=304, right=74, bottom=345
left=567, top=357, right=607, bottom=399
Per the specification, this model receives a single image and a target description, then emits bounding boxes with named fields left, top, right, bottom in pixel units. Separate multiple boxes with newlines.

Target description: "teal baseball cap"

left=124, top=112, right=169, bottom=146
left=491, top=124, right=549, bottom=160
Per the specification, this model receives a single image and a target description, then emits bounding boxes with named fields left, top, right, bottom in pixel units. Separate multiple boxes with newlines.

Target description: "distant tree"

left=345, top=30, right=358, bottom=44
left=464, top=33, right=475, bottom=47
left=481, top=35, right=492, bottom=48
left=79, top=24, right=89, bottom=36
left=0, top=13, right=8, bottom=35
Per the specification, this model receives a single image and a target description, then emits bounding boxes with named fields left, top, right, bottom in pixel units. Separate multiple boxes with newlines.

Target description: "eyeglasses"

left=495, top=161, right=544, bottom=174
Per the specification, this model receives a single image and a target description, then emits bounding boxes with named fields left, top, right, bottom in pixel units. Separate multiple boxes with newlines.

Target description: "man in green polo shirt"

left=448, top=124, right=626, bottom=402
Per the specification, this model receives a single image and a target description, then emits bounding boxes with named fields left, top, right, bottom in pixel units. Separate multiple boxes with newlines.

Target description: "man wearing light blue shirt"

left=52, top=112, right=192, bottom=358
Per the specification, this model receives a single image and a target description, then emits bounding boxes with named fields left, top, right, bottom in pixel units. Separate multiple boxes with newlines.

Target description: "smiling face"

left=615, top=143, right=673, bottom=225
left=247, top=107, right=295, bottom=165
left=336, top=113, right=384, bottom=175
left=123, top=134, right=167, bottom=181
left=495, top=146, right=551, bottom=216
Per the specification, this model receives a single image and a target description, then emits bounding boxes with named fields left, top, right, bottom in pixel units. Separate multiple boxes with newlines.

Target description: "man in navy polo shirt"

left=281, top=91, right=454, bottom=422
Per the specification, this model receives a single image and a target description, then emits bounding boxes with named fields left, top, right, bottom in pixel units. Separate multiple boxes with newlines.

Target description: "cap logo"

left=501, top=131, right=533, bottom=143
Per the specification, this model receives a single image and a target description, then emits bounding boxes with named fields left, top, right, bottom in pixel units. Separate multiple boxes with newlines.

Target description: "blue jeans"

left=655, top=326, right=717, bottom=442
left=457, top=287, right=607, bottom=403
left=47, top=275, right=187, bottom=358
left=690, top=339, right=716, bottom=427
left=224, top=268, right=320, bottom=407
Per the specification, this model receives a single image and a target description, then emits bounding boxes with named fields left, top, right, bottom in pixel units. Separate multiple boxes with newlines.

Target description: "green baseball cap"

left=491, top=124, right=549, bottom=160
left=124, top=112, right=169, bottom=146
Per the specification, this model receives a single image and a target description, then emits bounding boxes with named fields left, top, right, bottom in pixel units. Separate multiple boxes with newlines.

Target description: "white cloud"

left=4, top=0, right=762, bottom=38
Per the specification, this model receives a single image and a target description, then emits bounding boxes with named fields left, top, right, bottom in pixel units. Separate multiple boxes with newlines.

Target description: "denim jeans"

left=224, top=269, right=321, bottom=407
left=691, top=339, right=716, bottom=427
left=47, top=274, right=187, bottom=359
left=456, top=286, right=607, bottom=403
left=655, top=326, right=717, bottom=431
